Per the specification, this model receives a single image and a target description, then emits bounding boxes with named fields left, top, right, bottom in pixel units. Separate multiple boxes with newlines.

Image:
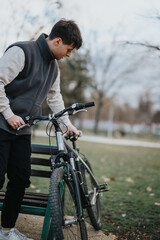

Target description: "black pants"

left=0, top=129, right=31, bottom=228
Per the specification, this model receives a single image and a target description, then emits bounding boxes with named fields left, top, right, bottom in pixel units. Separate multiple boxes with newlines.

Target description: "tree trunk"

left=94, top=93, right=103, bottom=134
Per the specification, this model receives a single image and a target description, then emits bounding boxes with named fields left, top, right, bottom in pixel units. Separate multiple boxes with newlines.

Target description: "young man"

left=0, top=19, right=82, bottom=240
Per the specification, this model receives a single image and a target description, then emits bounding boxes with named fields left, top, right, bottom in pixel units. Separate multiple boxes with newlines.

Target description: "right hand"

left=7, top=115, right=25, bottom=130
left=66, top=124, right=80, bottom=137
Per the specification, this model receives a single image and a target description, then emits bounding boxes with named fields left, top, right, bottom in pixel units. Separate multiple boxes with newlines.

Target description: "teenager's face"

left=47, top=37, right=74, bottom=60
left=54, top=42, right=74, bottom=60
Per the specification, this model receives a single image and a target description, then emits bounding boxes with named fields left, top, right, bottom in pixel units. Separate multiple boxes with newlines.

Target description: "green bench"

left=0, top=144, right=58, bottom=240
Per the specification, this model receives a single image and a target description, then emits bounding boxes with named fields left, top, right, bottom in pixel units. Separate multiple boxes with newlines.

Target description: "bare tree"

left=125, top=40, right=160, bottom=110
left=136, top=91, right=153, bottom=123
left=0, top=0, right=62, bottom=53
left=88, top=31, right=144, bottom=133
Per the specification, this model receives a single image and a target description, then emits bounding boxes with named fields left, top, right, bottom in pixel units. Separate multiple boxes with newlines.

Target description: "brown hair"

left=49, top=19, right=82, bottom=49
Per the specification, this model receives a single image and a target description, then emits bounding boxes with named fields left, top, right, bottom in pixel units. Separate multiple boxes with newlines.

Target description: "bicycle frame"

left=51, top=118, right=99, bottom=187
left=63, top=138, right=99, bottom=186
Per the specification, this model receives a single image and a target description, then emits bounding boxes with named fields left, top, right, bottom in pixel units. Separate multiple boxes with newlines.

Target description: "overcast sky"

left=0, top=0, right=160, bottom=109
left=61, top=0, right=160, bottom=44
left=1, top=0, right=160, bottom=47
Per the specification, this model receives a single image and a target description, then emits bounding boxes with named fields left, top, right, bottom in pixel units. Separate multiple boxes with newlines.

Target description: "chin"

left=56, top=56, right=62, bottom=60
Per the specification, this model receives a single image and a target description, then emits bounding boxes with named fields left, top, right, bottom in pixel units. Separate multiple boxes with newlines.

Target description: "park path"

left=15, top=214, right=116, bottom=240
left=79, top=135, right=160, bottom=149
left=35, top=130, right=160, bottom=149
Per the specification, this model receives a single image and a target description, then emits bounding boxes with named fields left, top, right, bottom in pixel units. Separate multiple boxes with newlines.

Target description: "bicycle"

left=18, top=102, right=108, bottom=240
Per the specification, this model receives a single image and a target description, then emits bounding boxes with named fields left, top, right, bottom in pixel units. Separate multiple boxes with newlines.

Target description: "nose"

left=66, top=52, right=71, bottom=57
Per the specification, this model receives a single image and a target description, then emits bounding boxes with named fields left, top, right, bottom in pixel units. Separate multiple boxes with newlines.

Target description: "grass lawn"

left=79, top=128, right=160, bottom=143
left=30, top=136, right=160, bottom=240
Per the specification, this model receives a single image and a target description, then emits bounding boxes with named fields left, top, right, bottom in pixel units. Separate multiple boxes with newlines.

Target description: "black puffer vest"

left=0, top=34, right=58, bottom=135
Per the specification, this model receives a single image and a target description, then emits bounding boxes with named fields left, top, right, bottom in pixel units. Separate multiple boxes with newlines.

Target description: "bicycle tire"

left=49, top=167, right=88, bottom=240
left=81, top=158, right=102, bottom=230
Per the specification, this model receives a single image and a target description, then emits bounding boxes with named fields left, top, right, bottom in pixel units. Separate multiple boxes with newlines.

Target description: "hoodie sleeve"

left=0, top=46, right=25, bottom=119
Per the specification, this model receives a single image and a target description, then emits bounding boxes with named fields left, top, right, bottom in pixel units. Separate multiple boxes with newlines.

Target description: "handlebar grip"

left=74, top=102, right=95, bottom=110
left=84, top=102, right=95, bottom=108
left=68, top=130, right=83, bottom=138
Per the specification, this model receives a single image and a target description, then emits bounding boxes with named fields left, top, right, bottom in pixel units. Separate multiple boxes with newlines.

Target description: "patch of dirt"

left=15, top=214, right=117, bottom=240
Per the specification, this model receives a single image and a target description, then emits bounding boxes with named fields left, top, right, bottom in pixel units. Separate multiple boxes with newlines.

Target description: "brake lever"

left=17, top=124, right=31, bottom=131
left=72, top=109, right=87, bottom=115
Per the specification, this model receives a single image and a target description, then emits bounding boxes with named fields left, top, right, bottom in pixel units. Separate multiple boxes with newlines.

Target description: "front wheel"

left=81, top=158, right=102, bottom=230
left=49, top=167, right=88, bottom=240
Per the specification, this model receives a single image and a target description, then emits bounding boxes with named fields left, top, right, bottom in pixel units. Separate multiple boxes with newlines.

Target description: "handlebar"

left=54, top=101, right=95, bottom=118
left=17, top=102, right=95, bottom=130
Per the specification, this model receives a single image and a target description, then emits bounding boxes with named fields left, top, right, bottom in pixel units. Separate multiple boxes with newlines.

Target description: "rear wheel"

left=81, top=158, right=102, bottom=230
left=49, top=167, right=88, bottom=240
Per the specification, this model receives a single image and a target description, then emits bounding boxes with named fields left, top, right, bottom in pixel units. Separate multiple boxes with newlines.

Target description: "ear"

left=54, top=37, right=63, bottom=46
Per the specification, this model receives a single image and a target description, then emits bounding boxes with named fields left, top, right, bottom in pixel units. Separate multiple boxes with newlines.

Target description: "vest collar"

left=36, top=33, right=55, bottom=61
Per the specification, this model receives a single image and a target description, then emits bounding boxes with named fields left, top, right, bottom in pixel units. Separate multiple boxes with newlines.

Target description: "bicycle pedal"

left=64, top=218, right=77, bottom=225
left=97, top=183, right=110, bottom=192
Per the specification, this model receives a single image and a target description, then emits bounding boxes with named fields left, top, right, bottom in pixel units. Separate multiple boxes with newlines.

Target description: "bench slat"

left=24, top=193, right=48, bottom=200
left=0, top=191, right=48, bottom=198
left=25, top=192, right=48, bottom=198
left=31, top=169, right=51, bottom=178
left=22, top=199, right=48, bottom=207
left=31, top=157, right=51, bottom=166
left=0, top=191, right=48, bottom=207
left=31, top=144, right=58, bottom=155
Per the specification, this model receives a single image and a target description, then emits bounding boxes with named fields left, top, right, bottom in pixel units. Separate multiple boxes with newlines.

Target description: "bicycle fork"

left=69, top=163, right=84, bottom=221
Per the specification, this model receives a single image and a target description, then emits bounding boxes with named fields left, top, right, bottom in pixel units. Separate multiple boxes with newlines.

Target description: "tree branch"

left=125, top=41, right=160, bottom=51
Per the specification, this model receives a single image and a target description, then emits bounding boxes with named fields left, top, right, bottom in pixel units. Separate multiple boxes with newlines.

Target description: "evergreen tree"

left=59, top=51, right=91, bottom=106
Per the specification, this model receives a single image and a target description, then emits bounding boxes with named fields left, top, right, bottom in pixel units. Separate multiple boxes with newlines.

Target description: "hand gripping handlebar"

left=17, top=101, right=95, bottom=130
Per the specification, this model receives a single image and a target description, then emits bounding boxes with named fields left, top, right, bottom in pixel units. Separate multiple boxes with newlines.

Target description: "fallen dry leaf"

left=108, top=233, right=117, bottom=239
left=109, top=177, right=116, bottom=181
left=36, top=189, right=41, bottom=193
left=102, top=176, right=117, bottom=181
left=154, top=202, right=160, bottom=206
left=122, top=213, right=126, bottom=217
left=149, top=193, right=155, bottom=197
left=146, top=186, right=152, bottom=192
left=126, top=177, right=134, bottom=183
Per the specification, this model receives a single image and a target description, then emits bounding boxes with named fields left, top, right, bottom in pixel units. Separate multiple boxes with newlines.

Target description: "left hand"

left=67, top=124, right=79, bottom=137
left=7, top=115, right=25, bottom=130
